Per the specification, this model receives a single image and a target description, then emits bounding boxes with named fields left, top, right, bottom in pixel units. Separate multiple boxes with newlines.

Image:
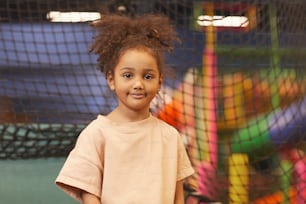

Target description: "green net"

left=1, top=0, right=306, bottom=203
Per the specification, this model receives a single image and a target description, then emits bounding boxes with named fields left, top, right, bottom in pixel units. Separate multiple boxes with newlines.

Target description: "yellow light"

left=46, top=11, right=101, bottom=22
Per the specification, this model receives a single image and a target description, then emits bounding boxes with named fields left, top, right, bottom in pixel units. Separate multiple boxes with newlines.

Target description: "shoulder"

left=152, top=115, right=177, bottom=129
left=76, top=115, right=109, bottom=145
left=152, top=116, right=180, bottom=136
left=81, top=115, right=110, bottom=132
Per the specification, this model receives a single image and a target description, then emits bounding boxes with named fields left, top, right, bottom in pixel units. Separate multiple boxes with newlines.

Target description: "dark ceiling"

left=0, top=0, right=305, bottom=34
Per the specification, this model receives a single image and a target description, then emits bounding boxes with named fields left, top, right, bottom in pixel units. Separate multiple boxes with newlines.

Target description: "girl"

left=55, top=14, right=194, bottom=204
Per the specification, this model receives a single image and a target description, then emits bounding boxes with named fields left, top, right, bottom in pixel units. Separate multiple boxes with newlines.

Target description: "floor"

left=0, top=158, right=78, bottom=204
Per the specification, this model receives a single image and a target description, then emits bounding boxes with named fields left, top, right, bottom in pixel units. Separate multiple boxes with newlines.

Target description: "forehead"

left=120, top=47, right=156, bottom=59
left=116, top=49, right=159, bottom=71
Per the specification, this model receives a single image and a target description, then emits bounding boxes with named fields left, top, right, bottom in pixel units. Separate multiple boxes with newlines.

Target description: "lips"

left=130, top=93, right=146, bottom=99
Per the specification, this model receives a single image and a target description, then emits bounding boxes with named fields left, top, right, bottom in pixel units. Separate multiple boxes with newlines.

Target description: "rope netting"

left=0, top=0, right=305, bottom=203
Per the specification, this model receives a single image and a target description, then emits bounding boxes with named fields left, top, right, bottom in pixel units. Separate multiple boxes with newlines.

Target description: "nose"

left=133, top=77, right=144, bottom=90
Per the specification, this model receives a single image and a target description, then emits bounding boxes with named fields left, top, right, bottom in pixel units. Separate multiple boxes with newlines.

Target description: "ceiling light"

left=46, top=11, right=101, bottom=22
left=197, top=15, right=249, bottom=27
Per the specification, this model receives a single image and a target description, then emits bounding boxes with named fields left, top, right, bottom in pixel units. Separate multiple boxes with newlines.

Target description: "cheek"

left=150, top=82, right=162, bottom=95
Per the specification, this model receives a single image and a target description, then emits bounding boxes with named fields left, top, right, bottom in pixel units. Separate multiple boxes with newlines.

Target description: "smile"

left=130, top=93, right=146, bottom=99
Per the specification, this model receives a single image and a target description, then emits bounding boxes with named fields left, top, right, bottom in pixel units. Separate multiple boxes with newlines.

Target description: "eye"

left=144, top=74, right=153, bottom=80
left=123, top=73, right=133, bottom=79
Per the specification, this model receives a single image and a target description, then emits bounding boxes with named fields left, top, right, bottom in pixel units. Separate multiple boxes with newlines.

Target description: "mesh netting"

left=1, top=0, right=306, bottom=203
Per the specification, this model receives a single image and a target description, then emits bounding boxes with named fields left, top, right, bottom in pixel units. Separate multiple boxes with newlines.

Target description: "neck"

left=107, top=107, right=151, bottom=123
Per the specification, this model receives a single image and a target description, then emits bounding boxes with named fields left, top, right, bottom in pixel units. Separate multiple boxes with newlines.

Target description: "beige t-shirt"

left=55, top=114, right=194, bottom=204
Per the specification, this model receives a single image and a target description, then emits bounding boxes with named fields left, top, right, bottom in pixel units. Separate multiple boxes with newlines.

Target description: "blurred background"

left=0, top=0, right=305, bottom=203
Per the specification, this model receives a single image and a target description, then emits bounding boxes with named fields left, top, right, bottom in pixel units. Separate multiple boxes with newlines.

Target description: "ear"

left=106, top=71, right=115, bottom=91
left=158, top=75, right=163, bottom=91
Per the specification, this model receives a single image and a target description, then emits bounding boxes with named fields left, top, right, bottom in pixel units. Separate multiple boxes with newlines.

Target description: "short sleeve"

left=55, top=122, right=104, bottom=202
left=176, top=133, right=194, bottom=181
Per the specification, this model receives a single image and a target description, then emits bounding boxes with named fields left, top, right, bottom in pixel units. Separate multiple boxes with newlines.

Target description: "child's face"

left=107, top=49, right=162, bottom=113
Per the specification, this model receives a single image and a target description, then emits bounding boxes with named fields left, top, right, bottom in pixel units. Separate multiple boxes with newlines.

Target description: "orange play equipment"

left=252, top=187, right=297, bottom=204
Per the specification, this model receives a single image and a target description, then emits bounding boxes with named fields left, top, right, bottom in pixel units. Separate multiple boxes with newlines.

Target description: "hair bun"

left=90, top=14, right=179, bottom=74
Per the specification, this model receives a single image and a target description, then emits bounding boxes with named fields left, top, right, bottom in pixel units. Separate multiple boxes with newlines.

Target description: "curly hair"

left=89, top=14, right=180, bottom=77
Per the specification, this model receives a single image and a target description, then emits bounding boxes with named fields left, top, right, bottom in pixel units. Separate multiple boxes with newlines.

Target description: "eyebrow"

left=119, top=67, right=157, bottom=72
left=119, top=67, right=134, bottom=71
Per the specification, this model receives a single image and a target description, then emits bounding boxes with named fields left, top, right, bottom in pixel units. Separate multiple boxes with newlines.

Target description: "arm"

left=81, top=191, right=101, bottom=204
left=174, top=179, right=185, bottom=204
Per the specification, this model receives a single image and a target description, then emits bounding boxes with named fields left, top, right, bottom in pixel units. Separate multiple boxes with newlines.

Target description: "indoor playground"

left=0, top=0, right=305, bottom=204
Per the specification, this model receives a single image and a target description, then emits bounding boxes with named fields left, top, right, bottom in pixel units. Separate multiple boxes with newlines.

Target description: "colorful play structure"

left=156, top=2, right=306, bottom=204
left=157, top=68, right=306, bottom=204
